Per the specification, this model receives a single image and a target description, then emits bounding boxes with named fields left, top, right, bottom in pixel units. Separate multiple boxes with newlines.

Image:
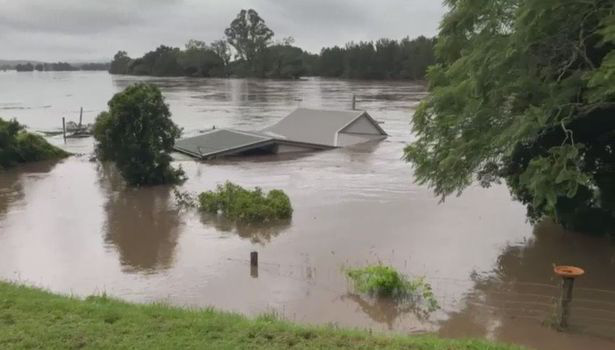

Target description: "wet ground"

left=1, top=71, right=614, bottom=350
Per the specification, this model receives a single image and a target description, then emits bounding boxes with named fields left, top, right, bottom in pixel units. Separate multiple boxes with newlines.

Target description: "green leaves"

left=197, top=182, right=293, bottom=224
left=519, top=144, right=591, bottom=216
left=406, top=0, right=615, bottom=233
left=345, top=265, right=440, bottom=317
left=93, top=83, right=184, bottom=186
left=0, top=118, right=67, bottom=170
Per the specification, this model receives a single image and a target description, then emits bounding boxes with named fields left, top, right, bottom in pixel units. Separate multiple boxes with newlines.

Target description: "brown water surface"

left=1, top=71, right=614, bottom=350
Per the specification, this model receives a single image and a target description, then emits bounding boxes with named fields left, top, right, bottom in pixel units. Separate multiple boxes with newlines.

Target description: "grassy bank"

left=0, top=282, right=521, bottom=349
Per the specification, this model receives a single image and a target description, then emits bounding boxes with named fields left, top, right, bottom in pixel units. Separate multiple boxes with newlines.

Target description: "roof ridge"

left=295, top=107, right=365, bottom=114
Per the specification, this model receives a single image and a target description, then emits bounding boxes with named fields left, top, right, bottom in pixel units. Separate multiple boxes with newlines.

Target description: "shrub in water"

left=0, top=118, right=68, bottom=169
left=197, top=182, right=292, bottom=223
left=346, top=265, right=439, bottom=313
left=93, top=83, right=184, bottom=186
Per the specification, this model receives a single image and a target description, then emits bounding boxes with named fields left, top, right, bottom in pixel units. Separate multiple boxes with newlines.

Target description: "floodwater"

left=1, top=71, right=615, bottom=350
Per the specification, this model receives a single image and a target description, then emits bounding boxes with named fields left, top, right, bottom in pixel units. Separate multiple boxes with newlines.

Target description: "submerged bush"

left=197, top=182, right=293, bottom=223
left=346, top=265, right=439, bottom=313
left=0, top=118, right=68, bottom=169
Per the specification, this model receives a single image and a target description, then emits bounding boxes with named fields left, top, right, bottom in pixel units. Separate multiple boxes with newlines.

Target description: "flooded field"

left=1, top=71, right=614, bottom=350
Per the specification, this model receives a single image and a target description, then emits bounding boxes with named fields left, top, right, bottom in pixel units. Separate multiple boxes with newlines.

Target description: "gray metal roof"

left=173, top=108, right=386, bottom=159
left=261, top=108, right=366, bottom=146
left=174, top=129, right=271, bottom=158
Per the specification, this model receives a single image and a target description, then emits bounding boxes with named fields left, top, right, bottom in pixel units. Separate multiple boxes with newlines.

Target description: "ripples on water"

left=0, top=71, right=614, bottom=350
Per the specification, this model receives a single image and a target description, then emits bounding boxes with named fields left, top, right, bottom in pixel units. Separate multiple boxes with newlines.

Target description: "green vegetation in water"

left=110, top=8, right=435, bottom=80
left=197, top=181, right=293, bottom=223
left=93, top=83, right=185, bottom=187
left=346, top=265, right=439, bottom=316
left=0, top=281, right=524, bottom=349
left=405, top=0, right=615, bottom=234
left=0, top=118, right=69, bottom=169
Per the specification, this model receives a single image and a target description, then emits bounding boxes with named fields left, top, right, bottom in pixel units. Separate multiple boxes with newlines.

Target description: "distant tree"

left=319, top=46, right=345, bottom=77
left=109, top=51, right=132, bottom=74
left=15, top=63, right=34, bottom=72
left=211, top=39, right=231, bottom=68
left=179, top=43, right=225, bottom=77
left=185, top=39, right=208, bottom=51
left=263, top=45, right=305, bottom=79
left=301, top=52, right=320, bottom=76
left=34, top=64, right=43, bottom=71
left=80, top=62, right=111, bottom=71
left=93, top=83, right=184, bottom=186
left=280, top=36, right=295, bottom=46
left=404, top=0, right=615, bottom=234
left=44, top=62, right=77, bottom=71
left=132, top=46, right=183, bottom=76
left=224, top=9, right=274, bottom=64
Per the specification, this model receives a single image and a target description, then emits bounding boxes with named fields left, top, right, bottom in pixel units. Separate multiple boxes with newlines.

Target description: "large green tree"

left=93, top=83, right=184, bottom=186
left=224, top=9, right=274, bottom=64
left=405, top=0, right=615, bottom=234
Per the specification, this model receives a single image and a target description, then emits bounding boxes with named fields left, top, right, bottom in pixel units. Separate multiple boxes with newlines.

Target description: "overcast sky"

left=0, top=0, right=446, bottom=62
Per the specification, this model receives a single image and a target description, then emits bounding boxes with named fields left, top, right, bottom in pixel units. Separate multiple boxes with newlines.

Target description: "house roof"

left=174, top=129, right=272, bottom=159
left=173, top=108, right=387, bottom=159
left=261, top=108, right=367, bottom=147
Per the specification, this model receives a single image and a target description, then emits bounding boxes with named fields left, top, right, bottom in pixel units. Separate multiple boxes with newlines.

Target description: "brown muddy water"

left=1, top=71, right=615, bottom=350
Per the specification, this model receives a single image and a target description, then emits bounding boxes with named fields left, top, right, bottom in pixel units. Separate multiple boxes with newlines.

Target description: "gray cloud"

left=0, top=0, right=446, bottom=61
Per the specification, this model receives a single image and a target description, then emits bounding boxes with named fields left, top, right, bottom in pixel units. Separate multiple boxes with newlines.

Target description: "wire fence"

left=226, top=255, right=615, bottom=340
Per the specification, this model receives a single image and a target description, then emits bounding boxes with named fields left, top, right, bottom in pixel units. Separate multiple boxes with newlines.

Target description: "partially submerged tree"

left=224, top=9, right=274, bottom=64
left=93, top=83, right=184, bottom=186
left=405, top=0, right=615, bottom=233
left=0, top=118, right=68, bottom=169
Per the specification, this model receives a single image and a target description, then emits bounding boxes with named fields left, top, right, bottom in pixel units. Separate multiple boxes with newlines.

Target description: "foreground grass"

left=0, top=282, right=522, bottom=349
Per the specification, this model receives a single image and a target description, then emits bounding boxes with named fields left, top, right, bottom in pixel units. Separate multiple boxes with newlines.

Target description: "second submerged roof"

left=260, top=108, right=368, bottom=147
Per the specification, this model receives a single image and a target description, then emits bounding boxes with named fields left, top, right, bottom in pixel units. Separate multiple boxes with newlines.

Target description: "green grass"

left=346, top=265, right=439, bottom=316
left=0, top=281, right=523, bottom=350
left=198, top=181, right=293, bottom=223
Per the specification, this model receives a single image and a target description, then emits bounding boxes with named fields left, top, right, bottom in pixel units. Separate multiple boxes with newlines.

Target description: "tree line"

left=109, top=9, right=435, bottom=80
left=15, top=62, right=110, bottom=72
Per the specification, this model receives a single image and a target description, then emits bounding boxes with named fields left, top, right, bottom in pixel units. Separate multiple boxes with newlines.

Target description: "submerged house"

left=174, top=108, right=387, bottom=160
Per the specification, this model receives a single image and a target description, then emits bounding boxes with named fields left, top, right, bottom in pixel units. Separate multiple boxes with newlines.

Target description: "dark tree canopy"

left=93, top=83, right=184, bottom=186
left=224, top=9, right=274, bottom=64
left=405, top=0, right=615, bottom=234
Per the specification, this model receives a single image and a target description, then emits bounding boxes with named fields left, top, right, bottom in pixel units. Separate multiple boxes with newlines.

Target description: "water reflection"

left=199, top=213, right=291, bottom=244
left=438, top=220, right=615, bottom=350
left=0, top=161, right=58, bottom=220
left=342, top=293, right=420, bottom=330
left=98, top=163, right=181, bottom=273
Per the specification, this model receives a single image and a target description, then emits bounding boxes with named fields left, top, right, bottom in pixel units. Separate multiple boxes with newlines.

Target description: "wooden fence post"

left=250, top=251, right=258, bottom=278
left=553, top=265, right=584, bottom=329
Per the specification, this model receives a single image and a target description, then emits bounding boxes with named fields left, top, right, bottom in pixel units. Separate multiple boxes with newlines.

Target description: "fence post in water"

left=352, top=94, right=356, bottom=110
left=79, top=107, right=83, bottom=129
left=250, top=251, right=258, bottom=278
left=554, top=265, right=584, bottom=329
left=62, top=117, right=66, bottom=142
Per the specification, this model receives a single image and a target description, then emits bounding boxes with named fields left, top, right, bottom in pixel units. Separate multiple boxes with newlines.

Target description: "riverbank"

left=0, top=282, right=520, bottom=349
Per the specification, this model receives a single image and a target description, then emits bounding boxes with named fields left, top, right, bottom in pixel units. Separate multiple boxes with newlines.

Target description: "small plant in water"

left=198, top=182, right=292, bottom=223
left=346, top=265, right=439, bottom=316
left=174, top=182, right=293, bottom=223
